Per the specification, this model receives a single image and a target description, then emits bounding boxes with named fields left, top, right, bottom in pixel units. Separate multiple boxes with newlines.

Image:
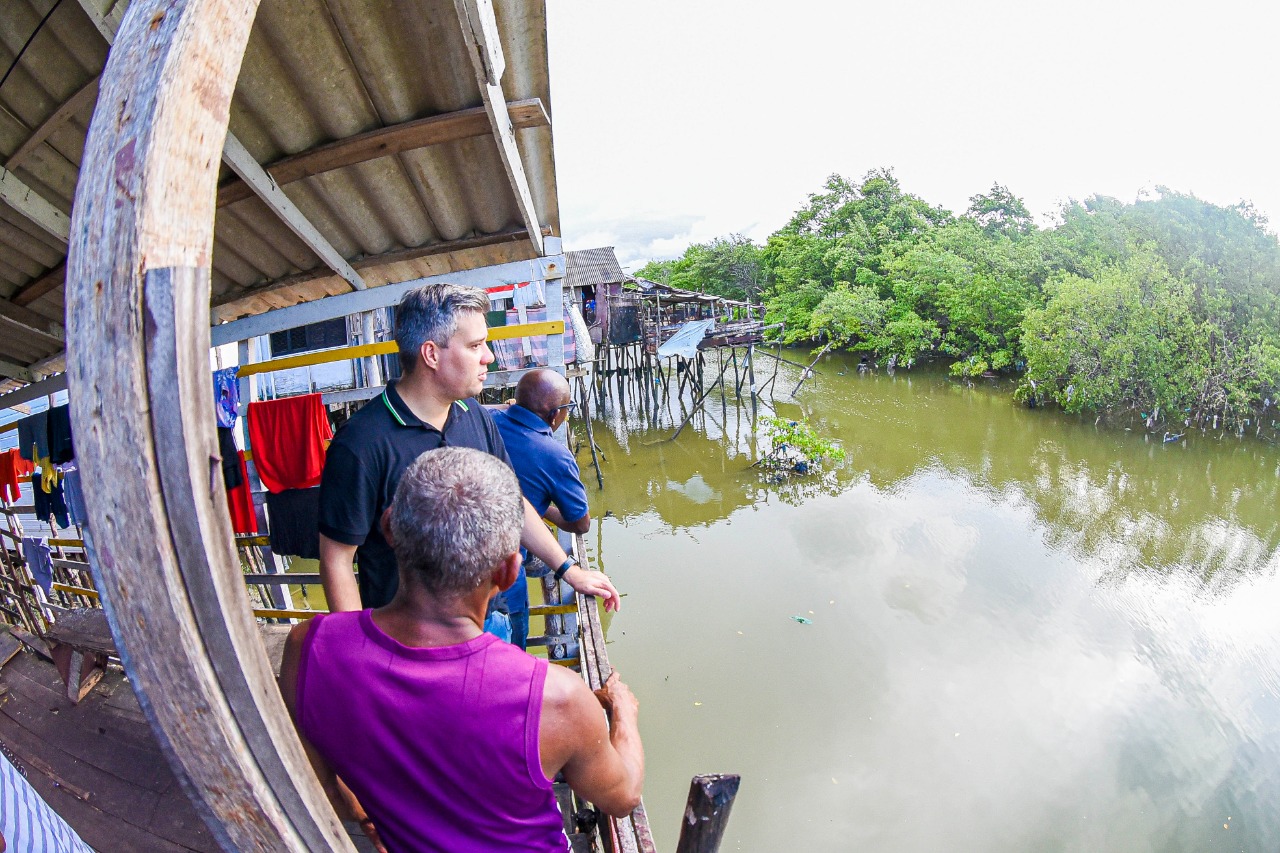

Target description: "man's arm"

left=541, top=669, right=644, bottom=817
left=520, top=497, right=619, bottom=611
left=543, top=504, right=591, bottom=535
left=318, top=534, right=362, bottom=613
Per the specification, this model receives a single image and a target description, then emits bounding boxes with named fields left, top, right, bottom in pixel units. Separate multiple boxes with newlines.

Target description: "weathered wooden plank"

left=4, top=745, right=202, bottom=853
left=215, top=100, right=550, bottom=208
left=0, top=358, right=34, bottom=382
left=0, top=296, right=66, bottom=343
left=0, top=166, right=71, bottom=245
left=0, top=652, right=159, bottom=751
left=5, top=77, right=100, bottom=173
left=65, top=0, right=355, bottom=849
left=209, top=226, right=538, bottom=316
left=0, top=667, right=174, bottom=792
left=631, top=800, right=659, bottom=853
left=0, top=629, right=20, bottom=666
left=0, top=370, right=66, bottom=410
left=220, top=133, right=365, bottom=292
left=0, top=719, right=167, bottom=833
left=453, top=0, right=543, bottom=256
left=242, top=573, right=320, bottom=585
left=43, top=607, right=115, bottom=655
left=11, top=261, right=65, bottom=306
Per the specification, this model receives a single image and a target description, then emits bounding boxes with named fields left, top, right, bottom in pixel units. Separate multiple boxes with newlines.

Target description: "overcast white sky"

left=545, top=0, right=1277, bottom=271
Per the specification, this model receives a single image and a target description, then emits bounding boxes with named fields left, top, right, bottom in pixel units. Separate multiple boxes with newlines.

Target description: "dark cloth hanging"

left=32, top=475, right=69, bottom=529
left=226, top=451, right=258, bottom=535
left=246, top=394, right=332, bottom=493
left=265, top=487, right=320, bottom=559
left=0, top=448, right=33, bottom=503
left=47, top=404, right=74, bottom=464
left=218, top=427, right=243, bottom=491
left=16, top=410, right=49, bottom=462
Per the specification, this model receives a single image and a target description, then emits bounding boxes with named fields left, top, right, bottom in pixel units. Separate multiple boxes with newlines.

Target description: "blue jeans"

left=497, top=560, right=530, bottom=650
left=483, top=608, right=511, bottom=644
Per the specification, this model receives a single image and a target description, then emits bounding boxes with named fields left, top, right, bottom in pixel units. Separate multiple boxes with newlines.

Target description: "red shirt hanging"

left=226, top=450, right=258, bottom=534
left=0, top=448, right=34, bottom=503
left=246, top=394, right=333, bottom=493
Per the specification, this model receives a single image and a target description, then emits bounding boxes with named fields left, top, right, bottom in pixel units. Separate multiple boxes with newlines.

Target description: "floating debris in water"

left=791, top=615, right=813, bottom=625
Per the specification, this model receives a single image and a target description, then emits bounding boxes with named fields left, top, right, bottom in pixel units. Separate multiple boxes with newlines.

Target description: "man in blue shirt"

left=491, top=369, right=591, bottom=649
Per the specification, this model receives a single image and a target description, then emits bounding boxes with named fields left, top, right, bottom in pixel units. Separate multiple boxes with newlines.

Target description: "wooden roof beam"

left=4, top=77, right=100, bottom=173
left=216, top=99, right=550, bottom=208
left=80, top=0, right=366, bottom=294
left=221, top=134, right=366, bottom=291
left=0, top=298, right=65, bottom=345
left=0, top=359, right=34, bottom=383
left=11, top=262, right=65, bottom=307
left=454, top=0, right=544, bottom=257
left=0, top=167, right=71, bottom=245
left=211, top=226, right=541, bottom=312
left=75, top=0, right=129, bottom=42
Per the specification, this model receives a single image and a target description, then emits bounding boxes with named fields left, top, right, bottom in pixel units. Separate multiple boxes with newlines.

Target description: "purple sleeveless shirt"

left=296, top=610, right=569, bottom=852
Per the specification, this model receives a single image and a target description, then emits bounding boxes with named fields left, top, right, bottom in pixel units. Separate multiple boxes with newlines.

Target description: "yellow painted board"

left=528, top=603, right=578, bottom=617
left=52, top=583, right=98, bottom=598
left=235, top=342, right=397, bottom=377
left=49, top=538, right=84, bottom=548
left=234, top=321, right=566, bottom=378
left=486, top=320, right=564, bottom=341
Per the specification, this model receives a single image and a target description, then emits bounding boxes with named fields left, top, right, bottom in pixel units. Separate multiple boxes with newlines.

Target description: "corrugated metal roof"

left=564, top=246, right=624, bottom=291
left=0, top=0, right=559, bottom=379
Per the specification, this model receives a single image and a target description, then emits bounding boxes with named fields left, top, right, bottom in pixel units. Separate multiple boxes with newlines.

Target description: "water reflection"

left=585, top=351, right=1280, bottom=852
left=593, top=352, right=1280, bottom=587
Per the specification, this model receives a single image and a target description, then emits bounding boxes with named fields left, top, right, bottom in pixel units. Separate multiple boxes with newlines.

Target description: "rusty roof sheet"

left=0, top=0, right=559, bottom=380
left=564, top=246, right=624, bottom=290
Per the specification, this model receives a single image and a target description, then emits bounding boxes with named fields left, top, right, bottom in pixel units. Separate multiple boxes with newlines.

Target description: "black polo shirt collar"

left=381, top=381, right=473, bottom=432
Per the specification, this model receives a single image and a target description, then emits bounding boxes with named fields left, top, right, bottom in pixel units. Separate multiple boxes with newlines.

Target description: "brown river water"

left=581, top=349, right=1280, bottom=852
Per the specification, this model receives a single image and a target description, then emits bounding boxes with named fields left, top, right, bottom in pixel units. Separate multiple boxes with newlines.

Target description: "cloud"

left=562, top=212, right=701, bottom=269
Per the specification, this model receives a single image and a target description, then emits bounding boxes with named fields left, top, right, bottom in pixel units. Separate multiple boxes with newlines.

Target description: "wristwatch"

left=553, top=555, right=579, bottom=582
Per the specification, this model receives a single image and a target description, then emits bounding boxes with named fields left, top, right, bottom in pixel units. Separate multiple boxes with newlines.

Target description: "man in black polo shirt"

left=317, top=283, right=620, bottom=614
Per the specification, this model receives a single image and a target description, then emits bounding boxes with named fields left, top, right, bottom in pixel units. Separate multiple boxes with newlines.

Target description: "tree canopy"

left=638, top=170, right=1280, bottom=431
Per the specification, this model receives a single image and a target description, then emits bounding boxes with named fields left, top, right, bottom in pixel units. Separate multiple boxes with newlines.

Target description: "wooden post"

left=790, top=341, right=835, bottom=397
left=65, top=0, right=355, bottom=850
left=360, top=311, right=383, bottom=387
left=674, top=774, right=740, bottom=853
left=574, top=375, right=604, bottom=488
left=667, top=357, right=734, bottom=442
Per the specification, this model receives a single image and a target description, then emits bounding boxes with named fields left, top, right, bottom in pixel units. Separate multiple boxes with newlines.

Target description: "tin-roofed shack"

left=625, top=277, right=766, bottom=354
left=564, top=246, right=626, bottom=345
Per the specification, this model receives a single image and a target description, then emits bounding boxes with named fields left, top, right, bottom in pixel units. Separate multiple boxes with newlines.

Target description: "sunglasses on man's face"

left=552, top=402, right=578, bottom=415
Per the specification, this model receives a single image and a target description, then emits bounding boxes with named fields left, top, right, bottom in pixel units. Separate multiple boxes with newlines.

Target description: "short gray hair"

left=395, top=283, right=491, bottom=373
left=389, top=447, right=523, bottom=597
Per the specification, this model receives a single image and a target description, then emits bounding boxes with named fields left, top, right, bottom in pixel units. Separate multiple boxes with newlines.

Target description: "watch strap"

left=553, top=557, right=577, bottom=582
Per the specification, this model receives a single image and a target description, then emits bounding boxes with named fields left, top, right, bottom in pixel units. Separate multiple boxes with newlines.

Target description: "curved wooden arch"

left=65, top=1, right=353, bottom=850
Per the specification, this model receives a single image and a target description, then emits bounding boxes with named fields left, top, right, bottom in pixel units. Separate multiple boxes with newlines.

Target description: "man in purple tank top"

left=279, top=447, right=644, bottom=852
